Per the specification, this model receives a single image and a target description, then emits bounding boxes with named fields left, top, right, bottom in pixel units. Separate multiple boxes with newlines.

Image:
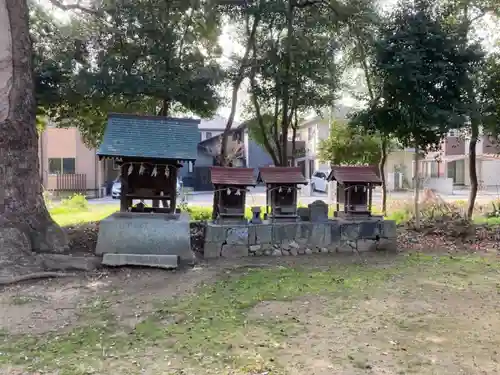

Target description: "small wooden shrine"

left=97, top=113, right=200, bottom=213
left=258, top=167, right=307, bottom=221
left=326, top=166, right=381, bottom=217
left=210, top=167, right=256, bottom=223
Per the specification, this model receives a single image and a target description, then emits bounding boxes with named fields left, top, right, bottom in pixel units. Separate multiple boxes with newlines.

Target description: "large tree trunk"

left=467, top=119, right=479, bottom=219
left=0, top=0, right=70, bottom=283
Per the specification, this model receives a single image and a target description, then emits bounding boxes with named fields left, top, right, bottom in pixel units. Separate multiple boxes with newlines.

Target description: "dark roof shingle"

left=210, top=167, right=256, bottom=186
left=327, top=166, right=381, bottom=184
left=97, top=113, right=200, bottom=160
left=257, top=167, right=307, bottom=184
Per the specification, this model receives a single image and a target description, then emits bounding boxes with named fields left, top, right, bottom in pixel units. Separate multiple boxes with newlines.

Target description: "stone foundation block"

left=272, top=223, right=299, bottom=243
left=221, top=244, right=249, bottom=258
left=330, top=221, right=341, bottom=242
left=96, top=212, right=194, bottom=263
left=204, top=242, right=222, bottom=258
left=377, top=238, right=397, bottom=252
left=381, top=220, right=397, bottom=238
left=340, top=222, right=361, bottom=241
left=309, top=224, right=331, bottom=247
left=205, top=223, right=227, bottom=243
left=358, top=221, right=380, bottom=239
left=249, top=224, right=273, bottom=245
left=357, top=239, right=377, bottom=252
left=102, top=253, right=179, bottom=269
left=226, top=227, right=249, bottom=245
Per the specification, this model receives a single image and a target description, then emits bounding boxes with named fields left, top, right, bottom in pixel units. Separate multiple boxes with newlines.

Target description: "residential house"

left=38, top=114, right=307, bottom=195
left=38, top=126, right=105, bottom=197
left=295, top=106, right=417, bottom=190
left=198, top=115, right=239, bottom=141
left=423, top=129, right=500, bottom=188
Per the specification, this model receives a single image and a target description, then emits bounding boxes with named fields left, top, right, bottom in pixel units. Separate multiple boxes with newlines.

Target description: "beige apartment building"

left=38, top=127, right=117, bottom=197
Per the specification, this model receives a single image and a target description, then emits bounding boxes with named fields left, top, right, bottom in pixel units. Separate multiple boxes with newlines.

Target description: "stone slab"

left=309, top=224, right=330, bottom=247
left=226, top=227, right=249, bottom=245
left=309, top=200, right=329, bottom=222
left=381, top=220, right=397, bottom=238
left=249, top=224, right=273, bottom=245
left=203, top=242, right=222, bottom=258
left=205, top=223, right=227, bottom=243
left=102, top=253, right=179, bottom=269
left=221, top=244, right=249, bottom=258
left=330, top=221, right=341, bottom=242
left=95, top=212, right=194, bottom=263
left=272, top=223, right=296, bottom=243
left=358, top=221, right=380, bottom=239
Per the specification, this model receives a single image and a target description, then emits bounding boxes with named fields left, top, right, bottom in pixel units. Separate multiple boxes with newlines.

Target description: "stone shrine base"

left=96, top=212, right=194, bottom=267
left=204, top=218, right=397, bottom=258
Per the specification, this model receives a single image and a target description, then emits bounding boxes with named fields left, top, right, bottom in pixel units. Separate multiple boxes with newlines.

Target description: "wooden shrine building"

left=97, top=113, right=200, bottom=213
left=258, top=167, right=307, bottom=221
left=210, top=167, right=256, bottom=223
left=326, top=166, right=381, bottom=217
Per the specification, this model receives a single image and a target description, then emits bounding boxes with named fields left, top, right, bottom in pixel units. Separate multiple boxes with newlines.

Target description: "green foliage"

left=485, top=200, right=500, bottom=218
left=184, top=206, right=213, bottom=221
left=369, top=0, right=483, bottom=150
left=30, top=0, right=225, bottom=147
left=245, top=0, right=357, bottom=164
left=480, top=54, right=500, bottom=138
left=50, top=194, right=89, bottom=216
left=318, top=121, right=382, bottom=165
left=245, top=113, right=277, bottom=157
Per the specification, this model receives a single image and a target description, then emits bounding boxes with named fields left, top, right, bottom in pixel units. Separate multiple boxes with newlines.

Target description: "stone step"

left=102, top=253, right=179, bottom=269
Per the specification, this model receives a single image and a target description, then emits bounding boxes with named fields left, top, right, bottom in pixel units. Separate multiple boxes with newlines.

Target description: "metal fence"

left=55, top=173, right=86, bottom=193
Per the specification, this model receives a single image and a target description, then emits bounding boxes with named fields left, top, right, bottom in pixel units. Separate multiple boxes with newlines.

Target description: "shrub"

left=59, top=194, right=89, bottom=212
left=186, top=206, right=212, bottom=221
left=484, top=200, right=500, bottom=218
left=182, top=206, right=272, bottom=221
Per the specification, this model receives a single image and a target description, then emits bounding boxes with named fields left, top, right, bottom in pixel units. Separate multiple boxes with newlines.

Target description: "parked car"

left=111, top=177, right=183, bottom=199
left=310, top=170, right=330, bottom=193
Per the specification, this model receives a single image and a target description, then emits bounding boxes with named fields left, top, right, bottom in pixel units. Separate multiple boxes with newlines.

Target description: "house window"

left=113, top=160, right=121, bottom=171
left=232, top=131, right=242, bottom=142
left=205, top=131, right=212, bottom=140
left=307, top=127, right=313, bottom=141
left=48, top=158, right=76, bottom=175
left=430, top=161, right=439, bottom=177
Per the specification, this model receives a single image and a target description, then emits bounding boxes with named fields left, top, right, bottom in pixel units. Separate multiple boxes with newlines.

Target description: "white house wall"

left=481, top=160, right=500, bottom=187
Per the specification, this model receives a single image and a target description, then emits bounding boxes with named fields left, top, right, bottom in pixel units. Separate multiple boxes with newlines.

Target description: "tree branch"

left=46, top=0, right=100, bottom=15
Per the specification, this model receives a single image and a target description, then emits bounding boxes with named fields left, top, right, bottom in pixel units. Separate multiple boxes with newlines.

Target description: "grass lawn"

left=1, top=254, right=500, bottom=374
left=49, top=202, right=500, bottom=227
left=50, top=204, right=118, bottom=226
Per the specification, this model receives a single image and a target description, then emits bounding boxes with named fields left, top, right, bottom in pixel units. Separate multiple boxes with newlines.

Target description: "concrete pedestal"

left=96, top=212, right=194, bottom=266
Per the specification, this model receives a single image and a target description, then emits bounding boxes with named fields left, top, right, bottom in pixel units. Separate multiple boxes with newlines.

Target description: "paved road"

left=89, top=186, right=500, bottom=207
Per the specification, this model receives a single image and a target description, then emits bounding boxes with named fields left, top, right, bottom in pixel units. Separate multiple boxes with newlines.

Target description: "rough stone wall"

left=203, top=219, right=397, bottom=258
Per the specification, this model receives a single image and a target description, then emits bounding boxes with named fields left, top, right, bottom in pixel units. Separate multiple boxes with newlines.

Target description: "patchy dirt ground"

left=1, top=253, right=500, bottom=375
left=0, top=264, right=218, bottom=335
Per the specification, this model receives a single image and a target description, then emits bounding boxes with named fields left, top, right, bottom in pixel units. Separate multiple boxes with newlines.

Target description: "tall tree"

left=318, top=121, right=384, bottom=166
left=0, top=0, right=101, bottom=283
left=246, top=0, right=344, bottom=165
left=217, top=2, right=261, bottom=167
left=441, top=0, right=499, bottom=218
left=481, top=54, right=500, bottom=136
left=36, top=0, right=225, bottom=146
left=338, top=0, right=394, bottom=213
left=372, top=0, right=478, bottom=227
